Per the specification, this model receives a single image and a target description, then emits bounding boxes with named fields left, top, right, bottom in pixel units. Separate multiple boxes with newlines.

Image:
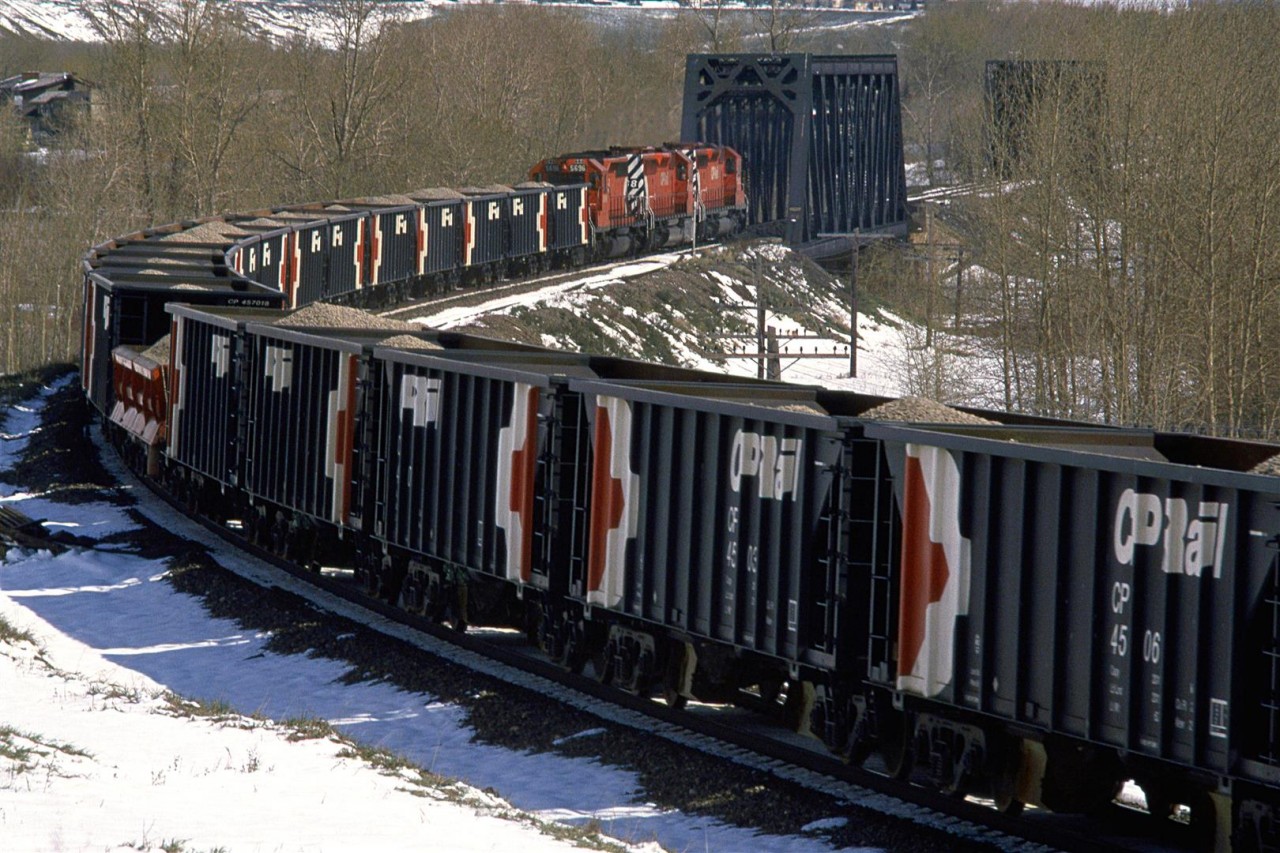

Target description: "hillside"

left=407, top=239, right=955, bottom=402
left=0, top=0, right=438, bottom=42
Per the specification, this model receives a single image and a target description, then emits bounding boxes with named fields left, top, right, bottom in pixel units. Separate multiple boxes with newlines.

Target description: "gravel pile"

left=460, top=185, right=512, bottom=196
left=356, top=194, right=418, bottom=206
left=239, top=217, right=290, bottom=228
left=273, top=303, right=415, bottom=331
left=751, top=400, right=827, bottom=416
left=862, top=396, right=997, bottom=425
left=409, top=188, right=464, bottom=201
left=1250, top=454, right=1280, bottom=476
left=141, top=335, right=171, bottom=364
left=158, top=221, right=252, bottom=244
left=378, top=334, right=443, bottom=351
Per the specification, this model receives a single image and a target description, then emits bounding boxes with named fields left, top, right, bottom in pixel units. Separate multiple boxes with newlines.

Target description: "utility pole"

left=703, top=245, right=848, bottom=376
left=756, top=302, right=767, bottom=379
left=755, top=258, right=766, bottom=379
left=924, top=204, right=934, bottom=347
left=766, top=328, right=781, bottom=380
left=850, top=230, right=859, bottom=378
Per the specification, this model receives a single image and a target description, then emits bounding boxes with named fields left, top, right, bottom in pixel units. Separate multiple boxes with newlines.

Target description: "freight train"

left=83, top=149, right=1280, bottom=853
left=81, top=143, right=745, bottom=414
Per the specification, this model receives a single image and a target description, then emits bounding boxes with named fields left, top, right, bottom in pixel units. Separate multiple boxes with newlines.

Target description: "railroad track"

left=379, top=249, right=700, bottom=326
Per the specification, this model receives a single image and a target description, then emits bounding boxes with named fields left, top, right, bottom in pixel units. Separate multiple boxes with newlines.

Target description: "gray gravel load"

left=408, top=188, right=465, bottom=201
left=459, top=185, right=513, bottom=195
left=1250, top=454, right=1280, bottom=476
left=378, top=334, right=443, bottom=351
left=272, top=303, right=415, bottom=331
left=862, top=396, right=996, bottom=425
left=141, top=335, right=171, bottom=364
left=355, top=195, right=418, bottom=206
left=766, top=401, right=828, bottom=416
left=157, top=221, right=252, bottom=244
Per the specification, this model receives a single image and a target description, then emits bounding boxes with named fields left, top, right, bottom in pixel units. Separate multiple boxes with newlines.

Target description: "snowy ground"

left=0, top=0, right=914, bottom=46
left=1, top=380, right=880, bottom=852
left=405, top=243, right=958, bottom=402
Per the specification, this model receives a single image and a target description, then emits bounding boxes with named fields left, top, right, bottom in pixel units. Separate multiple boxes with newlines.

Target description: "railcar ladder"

left=861, top=439, right=898, bottom=685
left=1254, top=539, right=1280, bottom=766
left=810, top=443, right=848, bottom=655
left=810, top=437, right=895, bottom=664
left=548, top=391, right=591, bottom=596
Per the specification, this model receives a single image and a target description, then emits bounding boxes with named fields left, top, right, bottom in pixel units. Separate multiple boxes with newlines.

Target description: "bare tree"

left=281, top=0, right=404, bottom=198
left=686, top=0, right=744, bottom=53
left=160, top=0, right=264, bottom=216
left=749, top=0, right=818, bottom=55
left=84, top=0, right=164, bottom=221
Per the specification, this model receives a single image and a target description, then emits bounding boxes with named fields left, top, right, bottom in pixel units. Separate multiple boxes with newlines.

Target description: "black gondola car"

left=367, top=204, right=420, bottom=288
left=862, top=421, right=1280, bottom=822
left=460, top=188, right=508, bottom=275
left=167, top=305, right=264, bottom=489
left=239, top=321, right=373, bottom=531
left=506, top=184, right=549, bottom=271
left=229, top=227, right=291, bottom=302
left=559, top=378, right=862, bottom=698
left=323, top=212, right=367, bottom=300
left=82, top=272, right=284, bottom=419
left=411, top=192, right=465, bottom=282
left=365, top=348, right=595, bottom=613
left=292, top=220, right=330, bottom=306
left=545, top=183, right=589, bottom=257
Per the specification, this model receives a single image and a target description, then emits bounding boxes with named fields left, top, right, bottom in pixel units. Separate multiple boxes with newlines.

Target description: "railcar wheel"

left=990, top=743, right=1025, bottom=816
left=559, top=637, right=587, bottom=676
left=782, top=680, right=816, bottom=737
left=879, top=709, right=915, bottom=781
left=660, top=641, right=694, bottom=710
left=593, top=643, right=615, bottom=686
left=451, top=580, right=468, bottom=633
left=1186, top=789, right=1231, bottom=853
